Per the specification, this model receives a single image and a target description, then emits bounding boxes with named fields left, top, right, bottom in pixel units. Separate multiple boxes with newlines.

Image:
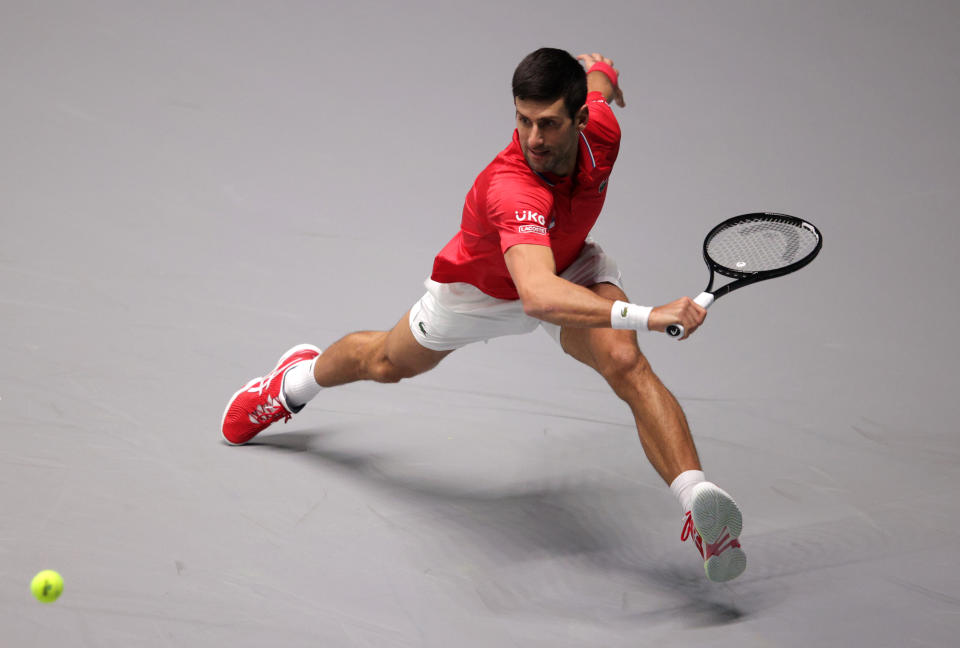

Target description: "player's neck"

left=538, top=155, right=578, bottom=183
left=553, top=154, right=578, bottom=178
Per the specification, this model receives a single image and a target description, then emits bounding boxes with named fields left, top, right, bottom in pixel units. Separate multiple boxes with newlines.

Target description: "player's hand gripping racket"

left=666, top=212, right=823, bottom=339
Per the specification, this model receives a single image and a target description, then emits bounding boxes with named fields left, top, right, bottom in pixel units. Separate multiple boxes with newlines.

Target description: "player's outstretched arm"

left=504, top=244, right=706, bottom=338
left=577, top=52, right=625, bottom=107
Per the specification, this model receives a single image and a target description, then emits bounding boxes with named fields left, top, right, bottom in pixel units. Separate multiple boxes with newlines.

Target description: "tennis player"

left=221, top=48, right=746, bottom=582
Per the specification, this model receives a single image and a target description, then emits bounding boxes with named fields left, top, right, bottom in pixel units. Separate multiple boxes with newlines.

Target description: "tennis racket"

left=666, top=212, right=823, bottom=339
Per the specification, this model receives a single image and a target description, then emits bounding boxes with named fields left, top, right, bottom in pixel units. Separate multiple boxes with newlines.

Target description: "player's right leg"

left=221, top=277, right=534, bottom=445
left=220, top=312, right=451, bottom=445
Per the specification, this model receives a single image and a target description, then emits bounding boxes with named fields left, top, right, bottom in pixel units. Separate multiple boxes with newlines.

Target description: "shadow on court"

left=244, top=430, right=773, bottom=627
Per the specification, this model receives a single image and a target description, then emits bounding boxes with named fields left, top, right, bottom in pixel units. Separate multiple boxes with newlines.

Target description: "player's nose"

left=527, top=125, right=544, bottom=147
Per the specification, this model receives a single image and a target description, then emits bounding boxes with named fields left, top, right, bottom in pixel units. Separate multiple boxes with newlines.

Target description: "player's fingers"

left=692, top=303, right=707, bottom=324
left=678, top=297, right=705, bottom=322
left=676, top=299, right=704, bottom=339
left=583, top=53, right=612, bottom=65
left=681, top=317, right=702, bottom=340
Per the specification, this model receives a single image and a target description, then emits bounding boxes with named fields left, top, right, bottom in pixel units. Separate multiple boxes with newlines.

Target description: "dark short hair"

left=512, top=48, right=587, bottom=120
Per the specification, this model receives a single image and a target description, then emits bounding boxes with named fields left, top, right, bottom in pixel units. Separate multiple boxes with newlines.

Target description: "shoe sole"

left=220, top=344, right=322, bottom=446
left=705, top=546, right=746, bottom=583
left=691, top=483, right=746, bottom=582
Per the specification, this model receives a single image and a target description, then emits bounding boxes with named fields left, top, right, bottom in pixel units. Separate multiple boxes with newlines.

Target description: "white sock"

left=670, top=470, right=706, bottom=513
left=282, top=358, right=322, bottom=410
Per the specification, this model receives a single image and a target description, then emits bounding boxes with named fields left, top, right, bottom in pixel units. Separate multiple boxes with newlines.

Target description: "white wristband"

left=611, top=300, right=653, bottom=331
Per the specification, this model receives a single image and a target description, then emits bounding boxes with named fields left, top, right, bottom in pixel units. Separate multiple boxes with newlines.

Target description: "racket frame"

left=665, top=212, right=823, bottom=339
left=701, top=212, right=823, bottom=299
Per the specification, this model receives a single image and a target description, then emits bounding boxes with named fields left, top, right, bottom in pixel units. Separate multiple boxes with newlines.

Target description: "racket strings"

left=706, top=217, right=819, bottom=274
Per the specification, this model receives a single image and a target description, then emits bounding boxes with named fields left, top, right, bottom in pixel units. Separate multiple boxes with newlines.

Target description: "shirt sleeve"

left=584, top=90, right=622, bottom=150
left=487, top=171, right=555, bottom=254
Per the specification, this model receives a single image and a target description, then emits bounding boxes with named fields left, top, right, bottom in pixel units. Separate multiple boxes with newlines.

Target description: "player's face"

left=515, top=97, right=587, bottom=176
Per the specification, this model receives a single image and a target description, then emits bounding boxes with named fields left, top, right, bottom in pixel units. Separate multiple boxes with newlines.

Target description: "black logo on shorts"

left=418, top=322, right=427, bottom=335
left=598, top=179, right=608, bottom=193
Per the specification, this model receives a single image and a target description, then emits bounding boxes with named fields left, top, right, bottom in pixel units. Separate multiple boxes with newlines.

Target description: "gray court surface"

left=3, top=1, right=959, bottom=646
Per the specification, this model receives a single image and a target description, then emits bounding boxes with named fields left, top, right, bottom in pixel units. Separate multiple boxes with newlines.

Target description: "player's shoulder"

left=489, top=170, right=553, bottom=215
left=584, top=91, right=621, bottom=142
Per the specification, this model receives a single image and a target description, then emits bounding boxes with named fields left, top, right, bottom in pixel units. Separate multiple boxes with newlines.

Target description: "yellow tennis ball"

left=30, top=570, right=63, bottom=603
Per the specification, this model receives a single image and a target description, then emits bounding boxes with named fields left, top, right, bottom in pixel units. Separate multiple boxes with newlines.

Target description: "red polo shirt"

left=431, top=91, right=621, bottom=300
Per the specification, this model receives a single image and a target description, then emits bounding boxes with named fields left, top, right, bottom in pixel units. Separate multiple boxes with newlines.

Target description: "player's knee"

left=598, top=343, right=650, bottom=384
left=368, top=354, right=424, bottom=383
left=368, top=358, right=405, bottom=383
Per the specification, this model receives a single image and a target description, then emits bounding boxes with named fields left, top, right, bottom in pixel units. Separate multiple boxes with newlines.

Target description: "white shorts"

left=409, top=239, right=624, bottom=351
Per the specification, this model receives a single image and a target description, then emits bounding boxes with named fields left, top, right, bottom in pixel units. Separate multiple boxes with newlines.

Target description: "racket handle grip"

left=666, top=292, right=715, bottom=339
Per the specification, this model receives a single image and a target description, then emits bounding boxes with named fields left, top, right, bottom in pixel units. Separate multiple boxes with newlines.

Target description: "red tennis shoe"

left=221, top=344, right=322, bottom=445
left=681, top=482, right=746, bottom=582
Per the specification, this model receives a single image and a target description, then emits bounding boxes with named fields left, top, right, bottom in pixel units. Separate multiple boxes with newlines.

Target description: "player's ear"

left=575, top=105, right=589, bottom=131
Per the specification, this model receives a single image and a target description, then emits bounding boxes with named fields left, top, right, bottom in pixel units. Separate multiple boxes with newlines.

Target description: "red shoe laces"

left=681, top=511, right=741, bottom=559
left=681, top=511, right=705, bottom=558
left=248, top=396, right=291, bottom=425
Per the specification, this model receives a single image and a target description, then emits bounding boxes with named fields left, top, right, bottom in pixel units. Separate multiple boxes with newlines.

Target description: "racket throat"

left=694, top=292, right=715, bottom=309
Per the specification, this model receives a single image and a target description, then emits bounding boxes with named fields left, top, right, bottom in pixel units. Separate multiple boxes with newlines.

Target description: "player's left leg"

left=312, top=312, right=453, bottom=387
left=559, top=281, right=746, bottom=582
